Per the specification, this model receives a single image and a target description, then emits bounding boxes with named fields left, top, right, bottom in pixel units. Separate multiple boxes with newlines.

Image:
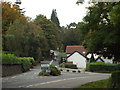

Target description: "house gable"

left=67, top=51, right=89, bottom=60
left=67, top=51, right=87, bottom=68
left=95, top=57, right=105, bottom=62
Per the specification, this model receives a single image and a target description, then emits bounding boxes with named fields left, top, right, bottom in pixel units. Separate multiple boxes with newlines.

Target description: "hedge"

left=2, top=53, right=35, bottom=72
left=86, top=62, right=120, bottom=73
left=2, top=54, right=21, bottom=64
left=18, top=57, right=31, bottom=72
left=60, top=63, right=78, bottom=69
left=108, top=70, right=120, bottom=88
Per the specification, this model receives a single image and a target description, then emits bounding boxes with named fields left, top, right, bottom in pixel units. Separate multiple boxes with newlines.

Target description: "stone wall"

left=2, top=64, right=23, bottom=77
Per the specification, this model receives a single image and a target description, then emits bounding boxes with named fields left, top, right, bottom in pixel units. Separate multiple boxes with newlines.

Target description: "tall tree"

left=6, top=17, right=49, bottom=61
left=82, top=2, right=120, bottom=62
left=51, top=9, right=60, bottom=27
left=2, top=1, right=23, bottom=51
left=34, top=14, right=62, bottom=50
left=2, top=1, right=22, bottom=34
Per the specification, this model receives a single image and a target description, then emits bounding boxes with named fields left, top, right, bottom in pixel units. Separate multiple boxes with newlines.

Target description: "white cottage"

left=66, top=45, right=88, bottom=69
left=67, top=51, right=88, bottom=69
left=86, top=53, right=113, bottom=64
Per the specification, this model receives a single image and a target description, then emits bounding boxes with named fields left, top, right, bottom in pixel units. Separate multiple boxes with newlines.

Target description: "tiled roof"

left=66, top=45, right=88, bottom=55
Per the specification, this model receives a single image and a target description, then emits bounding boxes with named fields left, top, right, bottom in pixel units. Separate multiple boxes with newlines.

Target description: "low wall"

left=2, top=64, right=23, bottom=77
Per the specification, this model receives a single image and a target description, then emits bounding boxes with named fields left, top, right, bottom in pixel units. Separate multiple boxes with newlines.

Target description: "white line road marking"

left=26, top=76, right=91, bottom=87
left=11, top=76, right=16, bottom=79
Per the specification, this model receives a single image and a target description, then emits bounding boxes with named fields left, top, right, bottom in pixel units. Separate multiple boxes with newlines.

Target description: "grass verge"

left=74, top=79, right=109, bottom=89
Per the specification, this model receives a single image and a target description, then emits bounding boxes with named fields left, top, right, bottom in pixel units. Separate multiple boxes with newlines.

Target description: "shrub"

left=39, top=65, right=61, bottom=76
left=2, top=53, right=21, bottom=64
left=86, top=62, right=118, bottom=73
left=18, top=57, right=31, bottom=72
left=50, top=65, right=61, bottom=76
left=2, top=53, right=35, bottom=72
left=108, top=71, right=120, bottom=88
left=63, top=63, right=78, bottom=69
left=39, top=69, right=50, bottom=76
left=23, top=57, right=35, bottom=68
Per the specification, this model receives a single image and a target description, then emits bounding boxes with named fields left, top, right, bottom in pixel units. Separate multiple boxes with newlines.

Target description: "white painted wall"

left=101, top=57, right=113, bottom=64
left=67, top=52, right=87, bottom=69
left=86, top=53, right=99, bottom=59
left=87, top=53, right=113, bottom=64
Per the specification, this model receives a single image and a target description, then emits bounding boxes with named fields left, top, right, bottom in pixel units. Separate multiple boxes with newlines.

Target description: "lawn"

left=74, top=79, right=109, bottom=89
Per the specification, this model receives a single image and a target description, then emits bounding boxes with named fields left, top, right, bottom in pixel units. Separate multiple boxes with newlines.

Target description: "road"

left=2, top=64, right=111, bottom=88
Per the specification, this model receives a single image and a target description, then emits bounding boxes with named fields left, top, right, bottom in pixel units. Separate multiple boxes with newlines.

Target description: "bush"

left=39, top=65, right=61, bottom=76
left=2, top=53, right=35, bottom=72
left=50, top=65, right=61, bottom=76
left=39, top=69, right=50, bottom=76
left=108, top=70, right=120, bottom=88
left=61, top=63, right=78, bottom=69
left=23, top=57, right=35, bottom=68
left=18, top=57, right=31, bottom=72
left=86, top=62, right=118, bottom=73
left=2, top=53, right=21, bottom=64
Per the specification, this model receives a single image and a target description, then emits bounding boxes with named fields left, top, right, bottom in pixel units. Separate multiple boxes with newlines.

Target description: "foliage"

left=51, top=9, right=60, bottom=27
left=50, top=65, right=61, bottom=76
left=2, top=1, right=22, bottom=34
left=60, top=63, right=78, bottom=69
left=108, top=70, right=120, bottom=88
left=1, top=1, right=23, bottom=51
left=5, top=17, right=48, bottom=61
left=39, top=65, right=61, bottom=76
left=82, top=2, right=120, bottom=62
left=2, top=53, right=34, bottom=72
left=86, top=62, right=120, bottom=73
left=18, top=57, right=31, bottom=72
left=2, top=53, right=21, bottom=64
left=39, top=69, right=50, bottom=76
left=34, top=14, right=62, bottom=50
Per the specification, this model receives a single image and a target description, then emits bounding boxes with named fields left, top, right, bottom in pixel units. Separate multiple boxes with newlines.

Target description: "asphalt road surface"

left=2, top=65, right=111, bottom=88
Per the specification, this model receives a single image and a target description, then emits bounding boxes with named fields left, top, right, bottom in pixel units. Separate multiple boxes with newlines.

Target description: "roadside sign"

left=40, top=64, right=50, bottom=69
left=46, top=69, right=51, bottom=73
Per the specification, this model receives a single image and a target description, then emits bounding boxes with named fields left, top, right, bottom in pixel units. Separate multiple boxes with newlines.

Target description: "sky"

left=5, top=0, right=90, bottom=26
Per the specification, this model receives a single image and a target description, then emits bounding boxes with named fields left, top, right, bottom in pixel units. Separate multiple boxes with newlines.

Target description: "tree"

left=2, top=1, right=22, bottom=51
left=6, top=17, right=49, bottom=61
left=51, top=9, right=60, bottom=27
left=2, top=1, right=22, bottom=34
left=34, top=14, right=62, bottom=50
left=81, top=2, right=120, bottom=62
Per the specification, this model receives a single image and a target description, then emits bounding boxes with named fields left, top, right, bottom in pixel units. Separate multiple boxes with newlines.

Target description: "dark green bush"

left=18, top=57, right=31, bottom=72
left=39, top=69, right=50, bottom=76
left=108, top=71, right=120, bottom=88
left=61, top=63, right=78, bottom=69
left=39, top=65, right=61, bottom=76
left=50, top=65, right=61, bottom=76
left=2, top=53, right=35, bottom=72
left=2, top=54, right=21, bottom=64
left=86, top=62, right=118, bottom=73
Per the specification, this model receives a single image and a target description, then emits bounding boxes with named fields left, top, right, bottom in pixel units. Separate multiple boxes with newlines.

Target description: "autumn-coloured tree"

left=2, top=1, right=22, bottom=34
left=2, top=1, right=23, bottom=51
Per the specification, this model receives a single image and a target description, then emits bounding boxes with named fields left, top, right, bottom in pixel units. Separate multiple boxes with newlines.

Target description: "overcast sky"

left=6, top=0, right=90, bottom=26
